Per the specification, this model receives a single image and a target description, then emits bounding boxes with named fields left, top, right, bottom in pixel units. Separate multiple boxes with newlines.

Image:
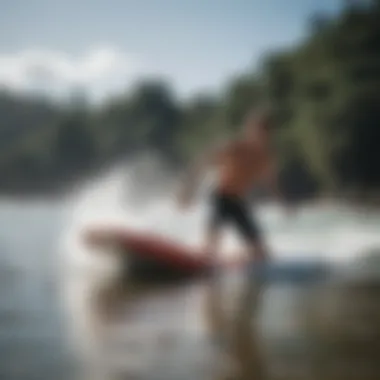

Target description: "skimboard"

left=83, top=226, right=329, bottom=283
left=84, top=226, right=246, bottom=281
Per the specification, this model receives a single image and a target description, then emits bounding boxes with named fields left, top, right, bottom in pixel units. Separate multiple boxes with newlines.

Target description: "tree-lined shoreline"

left=0, top=2, right=379, bottom=201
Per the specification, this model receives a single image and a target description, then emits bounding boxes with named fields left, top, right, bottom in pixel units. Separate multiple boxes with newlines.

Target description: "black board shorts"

left=208, top=190, right=262, bottom=243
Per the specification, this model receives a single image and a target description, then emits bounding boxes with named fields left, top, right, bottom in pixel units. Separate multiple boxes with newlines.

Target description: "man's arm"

left=177, top=141, right=229, bottom=208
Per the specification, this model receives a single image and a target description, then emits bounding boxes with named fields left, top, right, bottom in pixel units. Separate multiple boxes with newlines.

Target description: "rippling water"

left=0, top=166, right=379, bottom=380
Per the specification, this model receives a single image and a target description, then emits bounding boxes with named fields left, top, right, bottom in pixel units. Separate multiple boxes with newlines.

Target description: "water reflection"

left=66, top=266, right=270, bottom=380
left=204, top=275, right=266, bottom=380
left=65, top=260, right=380, bottom=380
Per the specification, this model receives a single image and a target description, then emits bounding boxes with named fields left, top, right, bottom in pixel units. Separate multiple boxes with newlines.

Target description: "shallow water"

left=0, top=168, right=380, bottom=379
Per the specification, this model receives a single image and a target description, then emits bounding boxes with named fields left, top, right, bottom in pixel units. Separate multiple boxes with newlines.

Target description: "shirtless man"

left=177, top=108, right=288, bottom=264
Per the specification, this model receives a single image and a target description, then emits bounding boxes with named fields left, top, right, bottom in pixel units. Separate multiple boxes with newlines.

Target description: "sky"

left=0, top=0, right=343, bottom=102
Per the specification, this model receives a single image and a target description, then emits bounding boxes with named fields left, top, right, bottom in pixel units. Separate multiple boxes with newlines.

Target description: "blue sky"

left=0, top=0, right=343, bottom=100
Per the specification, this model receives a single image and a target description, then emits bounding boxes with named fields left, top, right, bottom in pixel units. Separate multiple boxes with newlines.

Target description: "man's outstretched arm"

left=177, top=142, right=229, bottom=209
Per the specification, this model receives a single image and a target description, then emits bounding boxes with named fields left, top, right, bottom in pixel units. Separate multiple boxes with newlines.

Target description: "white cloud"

left=0, top=46, right=148, bottom=101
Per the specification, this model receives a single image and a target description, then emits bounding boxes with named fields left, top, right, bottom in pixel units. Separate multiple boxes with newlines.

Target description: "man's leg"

left=229, top=201, right=271, bottom=286
left=204, top=224, right=222, bottom=263
left=229, top=200, right=269, bottom=262
left=246, top=237, right=270, bottom=263
left=245, top=238, right=271, bottom=288
left=205, top=191, right=226, bottom=266
left=211, top=201, right=267, bottom=378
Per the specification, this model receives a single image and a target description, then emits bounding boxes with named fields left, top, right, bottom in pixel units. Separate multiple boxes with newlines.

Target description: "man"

left=177, top=107, right=288, bottom=266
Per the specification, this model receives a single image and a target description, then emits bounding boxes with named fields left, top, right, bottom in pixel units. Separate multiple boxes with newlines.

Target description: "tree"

left=54, top=112, right=97, bottom=173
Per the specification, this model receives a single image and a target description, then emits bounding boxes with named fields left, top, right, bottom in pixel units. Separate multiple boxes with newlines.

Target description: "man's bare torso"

left=214, top=139, right=271, bottom=197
